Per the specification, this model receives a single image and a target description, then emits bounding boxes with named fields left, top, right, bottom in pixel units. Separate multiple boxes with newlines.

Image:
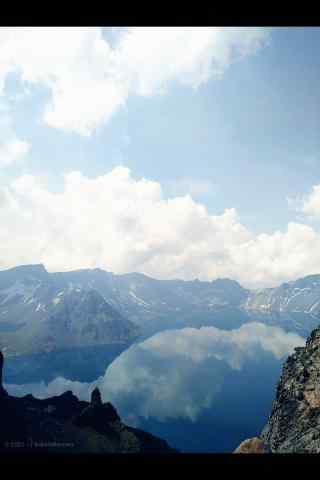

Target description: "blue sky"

left=1, top=27, right=320, bottom=287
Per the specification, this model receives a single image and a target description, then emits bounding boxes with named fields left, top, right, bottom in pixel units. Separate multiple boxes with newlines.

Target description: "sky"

left=1, top=27, right=320, bottom=288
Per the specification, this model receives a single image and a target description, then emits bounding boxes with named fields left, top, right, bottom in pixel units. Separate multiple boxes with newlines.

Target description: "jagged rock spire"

left=91, top=387, right=102, bottom=406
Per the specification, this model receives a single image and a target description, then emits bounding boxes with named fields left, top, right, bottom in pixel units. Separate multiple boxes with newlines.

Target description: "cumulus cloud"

left=0, top=106, right=30, bottom=167
left=0, top=27, right=270, bottom=135
left=289, top=183, right=320, bottom=220
left=0, top=138, right=30, bottom=167
left=6, top=323, right=305, bottom=422
left=300, top=184, right=320, bottom=218
left=2, top=167, right=320, bottom=287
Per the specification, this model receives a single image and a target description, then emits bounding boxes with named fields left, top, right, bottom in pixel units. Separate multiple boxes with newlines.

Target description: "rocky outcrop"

left=234, top=437, right=268, bottom=454
left=0, top=351, right=8, bottom=396
left=234, top=325, right=320, bottom=453
left=260, top=326, right=320, bottom=453
left=91, top=386, right=102, bottom=406
left=0, top=351, right=177, bottom=454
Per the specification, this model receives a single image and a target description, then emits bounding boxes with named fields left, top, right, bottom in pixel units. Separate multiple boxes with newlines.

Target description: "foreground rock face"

left=235, top=326, right=320, bottom=453
left=234, top=437, right=268, bottom=454
left=261, top=327, right=320, bottom=453
left=0, top=351, right=177, bottom=454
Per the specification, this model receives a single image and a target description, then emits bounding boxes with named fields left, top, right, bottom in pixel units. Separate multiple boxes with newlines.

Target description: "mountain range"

left=1, top=263, right=320, bottom=382
left=2, top=264, right=320, bottom=345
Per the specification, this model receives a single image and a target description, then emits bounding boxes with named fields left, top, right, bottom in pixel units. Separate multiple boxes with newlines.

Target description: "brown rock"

left=304, top=387, right=320, bottom=408
left=234, top=437, right=267, bottom=454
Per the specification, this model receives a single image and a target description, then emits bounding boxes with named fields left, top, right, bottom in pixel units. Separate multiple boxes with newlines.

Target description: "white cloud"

left=300, top=184, right=320, bottom=218
left=3, top=167, right=320, bottom=287
left=6, top=323, right=304, bottom=422
left=0, top=138, right=30, bottom=167
left=0, top=106, right=30, bottom=167
left=0, top=27, right=270, bottom=135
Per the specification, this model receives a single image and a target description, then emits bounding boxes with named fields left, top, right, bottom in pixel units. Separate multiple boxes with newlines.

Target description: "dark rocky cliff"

left=234, top=325, right=320, bottom=453
left=0, top=351, right=177, bottom=454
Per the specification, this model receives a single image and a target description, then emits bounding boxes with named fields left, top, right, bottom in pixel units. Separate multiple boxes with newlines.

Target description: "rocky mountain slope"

left=50, top=268, right=250, bottom=337
left=0, top=265, right=140, bottom=357
left=0, top=351, right=176, bottom=454
left=234, top=324, right=320, bottom=453
left=246, top=274, right=320, bottom=314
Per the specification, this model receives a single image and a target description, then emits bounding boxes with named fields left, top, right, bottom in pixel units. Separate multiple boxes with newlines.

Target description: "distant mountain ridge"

left=2, top=264, right=320, bottom=356
left=246, top=274, right=320, bottom=313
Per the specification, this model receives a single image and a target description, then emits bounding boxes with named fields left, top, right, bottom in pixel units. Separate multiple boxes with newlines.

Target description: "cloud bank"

left=0, top=27, right=270, bottom=135
left=2, top=167, right=320, bottom=287
left=6, top=323, right=304, bottom=422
